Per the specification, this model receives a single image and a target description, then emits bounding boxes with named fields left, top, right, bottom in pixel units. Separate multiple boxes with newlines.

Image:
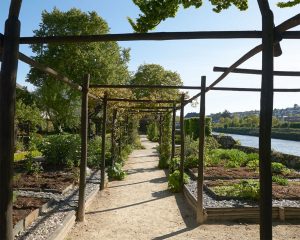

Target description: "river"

left=214, top=132, right=300, bottom=156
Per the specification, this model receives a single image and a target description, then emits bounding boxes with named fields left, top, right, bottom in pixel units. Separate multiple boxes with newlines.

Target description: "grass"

left=14, top=150, right=42, bottom=162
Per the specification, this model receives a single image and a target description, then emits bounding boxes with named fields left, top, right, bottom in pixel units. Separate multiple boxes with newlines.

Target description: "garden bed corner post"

left=0, top=1, right=22, bottom=239
left=257, top=1, right=274, bottom=239
left=197, top=76, right=206, bottom=224
left=180, top=94, right=185, bottom=191
left=171, top=103, right=176, bottom=159
left=100, top=92, right=108, bottom=190
left=76, top=74, right=90, bottom=222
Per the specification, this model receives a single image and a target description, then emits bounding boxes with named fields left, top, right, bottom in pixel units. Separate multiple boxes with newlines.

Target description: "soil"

left=191, top=166, right=300, bottom=179
left=13, top=162, right=78, bottom=192
left=66, top=136, right=300, bottom=240
left=206, top=179, right=300, bottom=200
left=13, top=196, right=47, bottom=225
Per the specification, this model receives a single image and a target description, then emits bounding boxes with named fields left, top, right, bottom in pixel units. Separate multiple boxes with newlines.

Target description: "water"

left=214, top=132, right=300, bottom=156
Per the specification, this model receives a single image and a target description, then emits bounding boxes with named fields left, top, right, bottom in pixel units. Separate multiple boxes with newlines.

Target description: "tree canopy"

left=129, top=0, right=299, bottom=32
left=130, top=64, right=183, bottom=100
left=27, top=8, right=130, bottom=131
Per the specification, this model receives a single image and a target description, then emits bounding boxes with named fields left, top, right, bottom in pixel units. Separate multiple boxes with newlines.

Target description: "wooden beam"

left=19, top=31, right=264, bottom=44
left=77, top=74, right=90, bottom=222
left=111, top=109, right=117, bottom=166
left=210, top=87, right=300, bottom=92
left=90, top=84, right=202, bottom=90
left=257, top=1, right=274, bottom=238
left=0, top=1, right=21, bottom=239
left=118, top=106, right=174, bottom=110
left=180, top=94, right=185, bottom=191
left=171, top=103, right=176, bottom=159
left=197, top=76, right=206, bottom=224
left=214, top=67, right=300, bottom=77
left=100, top=93, right=107, bottom=190
left=108, top=98, right=179, bottom=103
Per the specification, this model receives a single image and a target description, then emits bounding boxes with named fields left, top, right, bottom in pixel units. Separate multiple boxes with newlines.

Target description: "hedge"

left=184, top=117, right=212, bottom=139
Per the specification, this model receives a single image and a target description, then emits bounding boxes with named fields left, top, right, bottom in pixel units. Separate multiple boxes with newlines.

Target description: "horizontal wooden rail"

left=214, top=67, right=300, bottom=76
left=210, top=87, right=300, bottom=92
left=18, top=31, right=264, bottom=44
left=90, top=84, right=201, bottom=90
left=107, top=98, right=179, bottom=103
left=117, top=106, right=175, bottom=109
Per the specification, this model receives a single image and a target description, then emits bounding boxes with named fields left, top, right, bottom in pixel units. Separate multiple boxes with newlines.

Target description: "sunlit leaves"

left=277, top=0, right=300, bottom=8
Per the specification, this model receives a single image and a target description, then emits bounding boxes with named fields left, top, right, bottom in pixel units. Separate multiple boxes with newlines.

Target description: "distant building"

left=185, top=112, right=198, bottom=118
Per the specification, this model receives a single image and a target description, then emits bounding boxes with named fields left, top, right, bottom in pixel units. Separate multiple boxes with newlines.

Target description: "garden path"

left=67, top=136, right=300, bottom=240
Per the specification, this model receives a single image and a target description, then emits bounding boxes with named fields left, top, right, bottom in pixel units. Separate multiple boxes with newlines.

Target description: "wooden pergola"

left=0, top=1, right=300, bottom=239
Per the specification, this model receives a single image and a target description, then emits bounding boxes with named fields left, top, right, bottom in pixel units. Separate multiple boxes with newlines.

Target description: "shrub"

left=184, top=155, right=198, bottom=169
left=107, top=163, right=126, bottom=180
left=25, top=151, right=43, bottom=175
left=168, top=170, right=190, bottom=193
left=87, top=136, right=102, bottom=168
left=159, top=113, right=171, bottom=169
left=271, top=162, right=290, bottom=174
left=246, top=159, right=259, bottom=170
left=169, top=157, right=180, bottom=173
left=147, top=122, right=159, bottom=142
left=207, top=149, right=248, bottom=168
left=38, top=134, right=80, bottom=168
left=272, top=175, right=288, bottom=186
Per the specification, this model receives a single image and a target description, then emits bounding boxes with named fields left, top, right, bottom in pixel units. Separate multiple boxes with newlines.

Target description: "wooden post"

left=159, top=114, right=163, bottom=147
left=100, top=93, right=107, bottom=190
left=180, top=94, right=185, bottom=191
left=171, top=103, right=176, bottom=159
left=111, top=109, right=117, bottom=166
left=0, top=1, right=22, bottom=239
left=125, top=114, right=129, bottom=145
left=258, top=6, right=274, bottom=240
left=76, top=74, right=90, bottom=222
left=197, top=76, right=206, bottom=224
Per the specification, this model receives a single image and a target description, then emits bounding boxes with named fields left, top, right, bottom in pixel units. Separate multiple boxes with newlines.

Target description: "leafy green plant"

left=271, top=162, right=290, bottom=175
left=207, top=149, right=248, bottom=168
left=184, top=155, right=198, bottom=169
left=213, top=180, right=260, bottom=200
left=14, top=150, right=42, bottom=162
left=246, top=159, right=259, bottom=170
left=169, top=157, right=180, bottom=173
left=38, top=134, right=80, bottom=168
left=159, top=113, right=171, bottom=169
left=147, top=122, right=159, bottom=142
left=272, top=175, right=288, bottom=186
left=24, top=151, right=43, bottom=175
left=87, top=136, right=102, bottom=168
left=168, top=170, right=190, bottom=193
left=107, top=163, right=126, bottom=180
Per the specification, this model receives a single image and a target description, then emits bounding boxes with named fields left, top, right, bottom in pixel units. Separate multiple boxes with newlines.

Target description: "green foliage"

left=159, top=113, right=172, bottom=169
left=246, top=159, right=259, bottom=170
left=272, top=175, right=288, bottom=186
left=129, top=0, right=248, bottom=32
left=169, top=157, right=180, bottom=173
left=208, top=149, right=248, bottom=168
left=271, top=162, right=290, bottom=175
left=15, top=99, right=44, bottom=132
left=184, top=117, right=212, bottom=139
left=15, top=140, right=25, bottom=152
left=147, top=122, right=159, bottom=142
left=131, top=64, right=182, bottom=100
left=87, top=136, right=102, bottom=168
left=184, top=155, right=198, bottom=169
left=168, top=170, right=190, bottom=193
left=28, top=8, right=130, bottom=131
left=107, top=163, right=126, bottom=180
left=38, top=134, right=81, bottom=168
left=127, top=117, right=141, bottom=147
left=14, top=150, right=42, bottom=162
left=277, top=0, right=300, bottom=8
left=24, top=152, right=43, bottom=175
left=213, top=180, right=259, bottom=200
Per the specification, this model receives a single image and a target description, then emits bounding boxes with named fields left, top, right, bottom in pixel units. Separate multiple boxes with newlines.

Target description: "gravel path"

left=66, top=136, right=300, bottom=240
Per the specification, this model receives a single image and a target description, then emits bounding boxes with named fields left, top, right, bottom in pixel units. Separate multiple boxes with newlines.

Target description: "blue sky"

left=1, top=0, right=299, bottom=114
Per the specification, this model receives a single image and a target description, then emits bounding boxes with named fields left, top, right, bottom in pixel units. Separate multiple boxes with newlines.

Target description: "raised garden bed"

left=13, top=196, right=51, bottom=236
left=13, top=161, right=78, bottom=193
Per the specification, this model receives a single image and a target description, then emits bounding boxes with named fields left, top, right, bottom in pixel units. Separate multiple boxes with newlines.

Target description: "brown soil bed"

left=190, top=166, right=300, bottom=179
left=13, top=196, right=47, bottom=225
left=13, top=162, right=78, bottom=192
left=205, top=179, right=300, bottom=200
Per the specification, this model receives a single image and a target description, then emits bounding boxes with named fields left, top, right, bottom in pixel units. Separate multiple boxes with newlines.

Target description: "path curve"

left=67, top=136, right=300, bottom=240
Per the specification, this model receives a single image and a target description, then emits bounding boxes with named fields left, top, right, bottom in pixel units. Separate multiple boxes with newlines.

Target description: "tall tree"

left=129, top=0, right=299, bottom=32
left=27, top=8, right=130, bottom=131
left=130, top=64, right=182, bottom=100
